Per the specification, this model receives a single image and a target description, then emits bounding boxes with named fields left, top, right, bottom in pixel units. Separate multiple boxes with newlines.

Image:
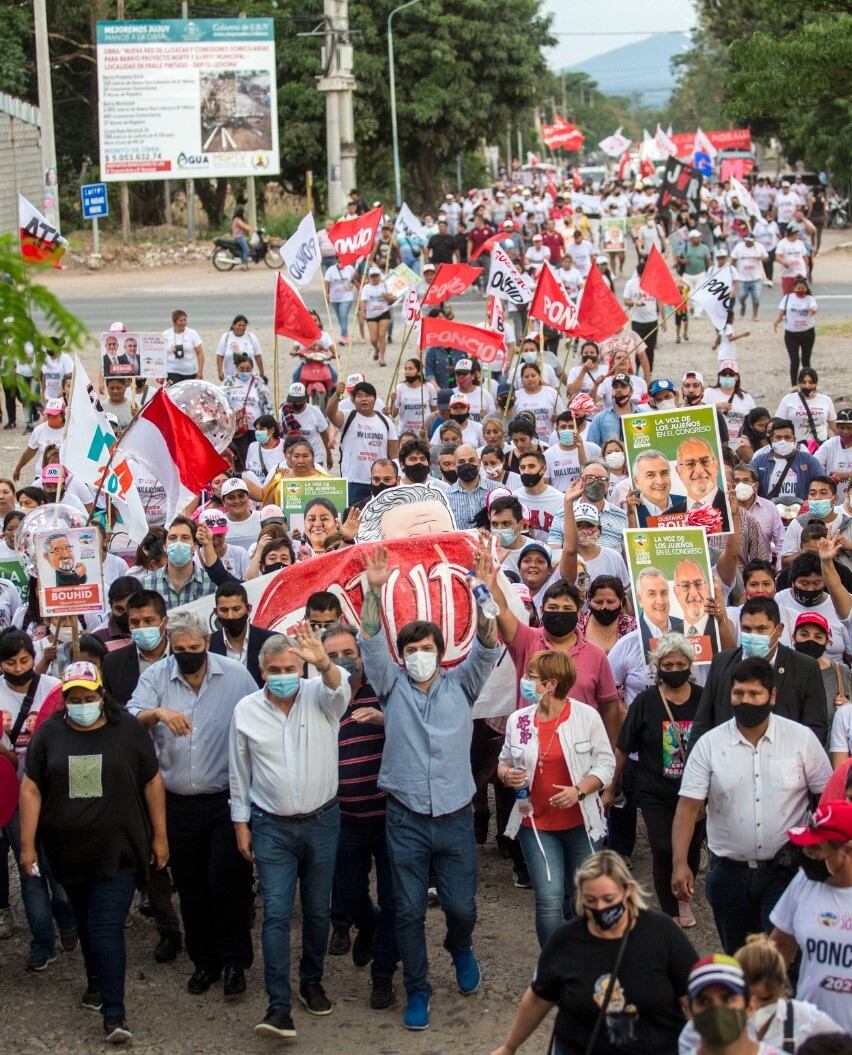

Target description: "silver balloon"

left=15, top=503, right=88, bottom=578
left=167, top=380, right=235, bottom=453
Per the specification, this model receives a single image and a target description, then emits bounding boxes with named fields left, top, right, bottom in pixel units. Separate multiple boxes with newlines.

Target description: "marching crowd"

left=1, top=167, right=851, bottom=1055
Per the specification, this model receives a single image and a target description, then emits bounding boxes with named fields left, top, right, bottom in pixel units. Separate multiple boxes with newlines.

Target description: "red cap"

left=795, top=611, right=830, bottom=636
left=788, top=802, right=852, bottom=847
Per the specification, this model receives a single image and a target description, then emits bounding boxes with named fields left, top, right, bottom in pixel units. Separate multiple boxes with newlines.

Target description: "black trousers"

left=470, top=719, right=524, bottom=869
left=606, top=757, right=639, bottom=858
left=784, top=330, right=816, bottom=386
left=146, top=865, right=181, bottom=938
left=631, top=320, right=659, bottom=371
left=641, top=802, right=705, bottom=917
left=165, top=790, right=254, bottom=972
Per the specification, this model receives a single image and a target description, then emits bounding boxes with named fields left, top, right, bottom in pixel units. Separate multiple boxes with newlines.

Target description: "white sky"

left=542, top=0, right=697, bottom=68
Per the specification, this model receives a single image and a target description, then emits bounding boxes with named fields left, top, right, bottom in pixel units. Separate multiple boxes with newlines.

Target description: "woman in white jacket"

left=497, top=650, right=615, bottom=946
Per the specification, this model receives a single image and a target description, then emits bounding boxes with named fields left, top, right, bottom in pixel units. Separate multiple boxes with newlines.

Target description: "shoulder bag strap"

left=766, top=455, right=796, bottom=500
left=797, top=390, right=820, bottom=442
left=8, top=673, right=42, bottom=747
left=783, top=998, right=795, bottom=1053
left=659, top=690, right=688, bottom=765
left=581, top=924, right=632, bottom=1055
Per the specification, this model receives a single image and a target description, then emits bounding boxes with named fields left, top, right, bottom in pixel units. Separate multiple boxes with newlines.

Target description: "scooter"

left=292, top=349, right=335, bottom=411
left=212, top=227, right=283, bottom=270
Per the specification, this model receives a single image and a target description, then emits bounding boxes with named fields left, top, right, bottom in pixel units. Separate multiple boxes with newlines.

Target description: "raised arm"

left=558, top=479, right=585, bottom=584
left=819, top=535, right=852, bottom=620
left=360, top=545, right=391, bottom=639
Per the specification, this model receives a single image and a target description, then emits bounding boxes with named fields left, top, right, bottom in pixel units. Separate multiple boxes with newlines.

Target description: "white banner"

left=694, top=126, right=718, bottom=160
left=402, top=284, right=421, bottom=344
left=394, top=202, right=426, bottom=244
left=282, top=212, right=321, bottom=287
left=487, top=244, right=532, bottom=306
left=692, top=264, right=736, bottom=332
left=599, top=127, right=631, bottom=158
left=655, top=124, right=678, bottom=158
left=729, top=176, right=762, bottom=222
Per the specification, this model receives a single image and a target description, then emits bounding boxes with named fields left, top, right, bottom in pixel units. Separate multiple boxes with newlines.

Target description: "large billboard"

left=97, top=18, right=279, bottom=183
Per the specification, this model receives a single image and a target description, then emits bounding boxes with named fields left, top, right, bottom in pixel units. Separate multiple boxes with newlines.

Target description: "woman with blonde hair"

left=491, top=849, right=697, bottom=1055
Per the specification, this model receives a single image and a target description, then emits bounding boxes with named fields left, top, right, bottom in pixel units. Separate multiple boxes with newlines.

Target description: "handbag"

left=234, top=376, right=256, bottom=436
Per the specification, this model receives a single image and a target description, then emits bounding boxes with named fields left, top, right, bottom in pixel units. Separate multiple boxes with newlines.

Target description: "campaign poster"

left=271, top=477, right=349, bottom=534
left=625, top=527, right=720, bottom=666
left=384, top=262, right=421, bottom=301
left=622, top=404, right=733, bottom=535
left=101, top=332, right=168, bottom=379
left=35, top=527, right=105, bottom=617
left=0, top=559, right=28, bottom=603
left=97, top=19, right=279, bottom=182
left=602, top=217, right=627, bottom=253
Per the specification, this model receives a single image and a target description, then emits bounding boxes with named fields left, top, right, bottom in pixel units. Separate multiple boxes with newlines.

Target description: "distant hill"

left=564, top=32, right=692, bottom=106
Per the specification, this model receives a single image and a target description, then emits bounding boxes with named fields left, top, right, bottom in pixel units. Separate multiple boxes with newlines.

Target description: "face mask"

left=173, top=650, right=207, bottom=676
left=809, top=499, right=833, bottom=517
left=521, top=351, right=537, bottom=364
left=262, top=562, right=285, bottom=574
left=219, top=613, right=249, bottom=638
left=66, top=701, right=103, bottom=727
left=333, top=656, right=361, bottom=677
left=800, top=850, right=831, bottom=882
left=659, top=668, right=691, bottom=688
left=236, top=373, right=252, bottom=383
left=752, top=1002, right=779, bottom=1033
left=734, top=482, right=754, bottom=503
left=793, top=585, right=825, bottom=607
left=496, top=528, right=518, bottom=547
left=483, top=465, right=503, bottom=479
left=456, top=463, right=480, bottom=484
left=692, top=1006, right=747, bottom=1047
left=167, top=541, right=193, bottom=567
left=772, top=439, right=796, bottom=457
left=450, top=412, right=469, bottom=424
left=613, top=393, right=631, bottom=407
left=114, top=612, right=130, bottom=634
left=404, top=650, right=438, bottom=682
left=801, top=387, right=816, bottom=397
left=732, top=701, right=772, bottom=728
left=589, top=900, right=626, bottom=931
left=4, top=668, right=32, bottom=686
left=542, top=610, right=578, bottom=638
left=604, top=451, right=625, bottom=470
left=520, top=471, right=543, bottom=489
left=719, top=376, right=736, bottom=390
left=795, top=638, right=826, bottom=660
left=255, top=429, right=269, bottom=444
left=591, top=606, right=620, bottom=626
left=558, top=429, right=575, bottom=446
left=442, top=470, right=458, bottom=485
left=583, top=480, right=607, bottom=502
left=403, top=463, right=430, bottom=484
left=370, top=482, right=392, bottom=497
left=267, top=672, right=300, bottom=698
left=519, top=677, right=542, bottom=703
left=131, top=626, right=164, bottom=652
left=741, top=631, right=772, bottom=658
left=655, top=397, right=676, bottom=410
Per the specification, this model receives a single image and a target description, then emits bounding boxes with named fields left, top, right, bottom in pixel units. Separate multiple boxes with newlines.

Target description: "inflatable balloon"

left=167, top=379, right=235, bottom=453
left=14, top=503, right=88, bottom=578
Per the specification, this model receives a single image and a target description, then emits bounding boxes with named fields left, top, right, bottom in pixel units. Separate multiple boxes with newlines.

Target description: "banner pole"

left=385, top=323, right=414, bottom=406
left=273, top=333, right=280, bottom=411
left=344, top=263, right=367, bottom=377
left=502, top=307, right=531, bottom=421
left=319, top=277, right=341, bottom=375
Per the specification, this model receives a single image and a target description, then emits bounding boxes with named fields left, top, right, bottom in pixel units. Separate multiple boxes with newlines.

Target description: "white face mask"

left=772, top=439, right=796, bottom=457
left=404, top=650, right=438, bottom=682
left=735, top=482, right=754, bottom=502
left=483, top=465, right=503, bottom=479
left=604, top=451, right=625, bottom=470
left=751, top=1003, right=778, bottom=1032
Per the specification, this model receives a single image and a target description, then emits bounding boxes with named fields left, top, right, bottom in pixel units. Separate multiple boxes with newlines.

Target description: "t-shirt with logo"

left=770, top=871, right=852, bottom=1032
left=130, top=460, right=168, bottom=525
left=544, top=443, right=583, bottom=492
left=731, top=241, right=768, bottom=282
left=215, top=331, right=263, bottom=377
left=340, top=411, right=398, bottom=484
left=0, top=674, right=62, bottom=775
left=162, top=326, right=203, bottom=376
left=778, top=293, right=817, bottom=333
left=291, top=404, right=330, bottom=466
left=395, top=382, right=437, bottom=434
left=513, top=387, right=566, bottom=442
left=776, top=391, right=835, bottom=443
left=325, top=264, right=356, bottom=303
left=41, top=352, right=74, bottom=401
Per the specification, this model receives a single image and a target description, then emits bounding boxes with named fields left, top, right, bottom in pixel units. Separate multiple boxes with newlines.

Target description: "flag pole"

left=273, top=333, right=280, bottom=410
left=384, top=322, right=415, bottom=406
left=501, top=307, right=531, bottom=421
left=344, top=263, right=368, bottom=378
left=319, top=276, right=341, bottom=376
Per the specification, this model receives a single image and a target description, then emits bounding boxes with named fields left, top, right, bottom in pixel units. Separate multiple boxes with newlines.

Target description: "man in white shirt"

left=523, top=233, right=550, bottom=277
left=517, top=450, right=565, bottom=541
left=775, top=181, right=801, bottom=234
left=732, top=234, right=768, bottom=320
left=673, top=655, right=831, bottom=953
left=229, top=627, right=350, bottom=1038
left=327, top=381, right=399, bottom=506
left=452, top=360, right=495, bottom=423
left=567, top=228, right=594, bottom=278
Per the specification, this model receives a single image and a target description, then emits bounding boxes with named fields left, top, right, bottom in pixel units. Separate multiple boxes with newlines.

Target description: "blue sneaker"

left=403, top=991, right=430, bottom=1030
left=452, top=949, right=481, bottom=994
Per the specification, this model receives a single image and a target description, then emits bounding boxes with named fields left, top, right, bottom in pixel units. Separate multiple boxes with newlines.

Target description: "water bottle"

left=510, top=748, right=531, bottom=817
left=468, top=572, right=500, bottom=619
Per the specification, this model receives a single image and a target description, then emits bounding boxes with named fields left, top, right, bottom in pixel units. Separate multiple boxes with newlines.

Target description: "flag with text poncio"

left=567, top=263, right=628, bottom=343
left=529, top=262, right=579, bottom=334
left=639, top=245, right=683, bottom=307
left=19, top=195, right=67, bottom=268
left=419, top=317, right=503, bottom=364
left=692, top=264, right=736, bottom=332
left=282, top=212, right=321, bottom=287
left=329, top=206, right=383, bottom=266
left=273, top=273, right=323, bottom=344
left=393, top=202, right=427, bottom=245
left=599, top=127, right=632, bottom=158
left=487, top=244, right=532, bottom=306
left=421, top=263, right=482, bottom=306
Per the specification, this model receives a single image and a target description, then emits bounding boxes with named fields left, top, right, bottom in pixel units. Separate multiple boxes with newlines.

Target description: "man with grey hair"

left=636, top=566, right=683, bottom=661
left=632, top=448, right=686, bottom=527
left=355, top=484, right=456, bottom=543
left=229, top=622, right=350, bottom=1039
left=128, top=608, right=257, bottom=1000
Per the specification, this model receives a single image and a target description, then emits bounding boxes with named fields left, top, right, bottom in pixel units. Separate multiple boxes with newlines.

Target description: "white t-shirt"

left=216, top=331, right=263, bottom=377
left=779, top=293, right=817, bottom=333
left=568, top=239, right=594, bottom=276
left=512, top=362, right=559, bottom=391
left=244, top=439, right=285, bottom=483
left=830, top=705, right=852, bottom=754
left=361, top=281, right=392, bottom=320
left=451, top=386, right=495, bottom=424
left=544, top=443, right=583, bottom=492
left=195, top=543, right=249, bottom=580
left=731, top=241, right=768, bottom=281
left=566, top=363, right=607, bottom=394
left=582, top=545, right=631, bottom=589
left=339, top=396, right=386, bottom=415
left=597, top=374, right=648, bottom=408
left=395, top=382, right=437, bottom=433
left=223, top=375, right=272, bottom=428
left=325, top=264, right=356, bottom=303
left=776, top=391, right=835, bottom=443
left=519, top=485, right=565, bottom=541
left=817, top=437, right=852, bottom=502
left=163, top=326, right=203, bottom=376
left=770, top=871, right=852, bottom=1032
left=768, top=457, right=801, bottom=500
left=41, top=352, right=74, bottom=400
left=26, top=421, right=66, bottom=478
left=774, top=191, right=800, bottom=224
left=224, top=509, right=261, bottom=551
left=704, top=387, right=756, bottom=441
left=339, top=411, right=398, bottom=484
left=0, top=674, right=61, bottom=773
left=0, top=580, right=21, bottom=632
left=623, top=276, right=658, bottom=324
left=753, top=219, right=780, bottom=252
left=775, top=238, right=808, bottom=278
left=556, top=266, right=583, bottom=301
left=130, top=460, right=168, bottom=525
left=513, top=387, right=566, bottom=441
left=291, top=404, right=330, bottom=466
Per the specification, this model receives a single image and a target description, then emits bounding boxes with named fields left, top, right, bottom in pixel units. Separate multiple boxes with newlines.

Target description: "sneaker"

left=154, top=931, right=182, bottom=963
left=513, top=865, right=532, bottom=889
left=426, top=886, right=439, bottom=907
left=298, top=981, right=332, bottom=1016
left=328, top=923, right=351, bottom=956
left=81, top=986, right=103, bottom=1011
left=25, top=952, right=59, bottom=972
left=403, top=990, right=430, bottom=1030
left=255, top=1007, right=297, bottom=1039
left=352, top=926, right=375, bottom=968
left=104, top=1019, right=132, bottom=1044
left=60, top=929, right=79, bottom=953
left=370, top=978, right=396, bottom=1010
left=452, top=949, right=481, bottom=995
left=0, top=907, right=13, bottom=938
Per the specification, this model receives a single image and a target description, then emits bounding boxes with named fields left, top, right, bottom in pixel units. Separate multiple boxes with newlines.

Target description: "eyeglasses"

left=675, top=579, right=707, bottom=592
left=678, top=457, right=715, bottom=471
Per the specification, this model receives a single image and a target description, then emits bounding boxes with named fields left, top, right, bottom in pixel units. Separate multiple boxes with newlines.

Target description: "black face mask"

left=659, top=668, right=691, bottom=689
left=4, top=668, right=32, bottom=687
left=795, top=639, right=827, bottom=660
left=442, top=470, right=458, bottom=484
left=590, top=606, right=620, bottom=626
left=520, top=471, right=543, bottom=489
left=403, top=463, right=430, bottom=484
left=456, top=463, right=480, bottom=484
left=732, top=701, right=772, bottom=728
left=451, top=413, right=469, bottom=424
left=588, top=900, right=626, bottom=931
left=262, top=562, right=285, bottom=574
left=371, top=482, right=393, bottom=497
left=542, top=610, right=578, bottom=638
left=174, top=650, right=207, bottom=675
left=219, top=613, right=249, bottom=638
left=113, top=612, right=130, bottom=633
left=799, top=852, right=831, bottom=883
left=613, top=393, right=631, bottom=407
left=583, top=480, right=607, bottom=502
left=793, top=586, right=825, bottom=608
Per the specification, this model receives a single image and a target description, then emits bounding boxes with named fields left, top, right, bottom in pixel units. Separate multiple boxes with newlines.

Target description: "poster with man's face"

left=625, top=528, right=720, bottom=665
left=100, top=332, right=168, bottom=379
left=35, top=527, right=104, bottom=616
left=622, top=405, right=732, bottom=536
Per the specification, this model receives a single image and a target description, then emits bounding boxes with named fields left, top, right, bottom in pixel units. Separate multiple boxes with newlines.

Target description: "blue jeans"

left=4, top=808, right=76, bottom=957
left=335, top=817, right=399, bottom=983
left=518, top=824, right=598, bottom=947
left=252, top=803, right=340, bottom=1013
left=384, top=797, right=478, bottom=997
left=234, top=235, right=250, bottom=265
left=331, top=299, right=352, bottom=340
left=738, top=279, right=761, bottom=306
left=65, top=872, right=136, bottom=1022
left=705, top=853, right=792, bottom=955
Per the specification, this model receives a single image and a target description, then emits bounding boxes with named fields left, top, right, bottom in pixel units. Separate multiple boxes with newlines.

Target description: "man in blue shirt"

left=587, top=373, right=640, bottom=448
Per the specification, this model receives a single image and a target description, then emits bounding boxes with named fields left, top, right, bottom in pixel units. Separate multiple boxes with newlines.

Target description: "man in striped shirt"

left=323, top=623, right=399, bottom=1011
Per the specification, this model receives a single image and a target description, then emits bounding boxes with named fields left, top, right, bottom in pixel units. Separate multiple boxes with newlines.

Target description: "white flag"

left=654, top=124, right=678, bottom=158
left=487, top=244, right=532, bottom=306
left=282, top=212, right=321, bottom=287
left=692, top=265, right=736, bottom=332
left=640, top=129, right=655, bottom=160
left=729, top=175, right=762, bottom=222
left=60, top=358, right=150, bottom=543
left=598, top=127, right=631, bottom=158
left=694, top=126, right=718, bottom=160
left=402, top=284, right=421, bottom=343
left=394, top=202, right=426, bottom=245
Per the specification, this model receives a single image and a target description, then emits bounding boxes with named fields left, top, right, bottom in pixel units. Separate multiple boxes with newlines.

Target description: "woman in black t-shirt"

left=612, top=632, right=705, bottom=929
left=490, top=850, right=697, bottom=1055
left=19, top=661, right=166, bottom=1046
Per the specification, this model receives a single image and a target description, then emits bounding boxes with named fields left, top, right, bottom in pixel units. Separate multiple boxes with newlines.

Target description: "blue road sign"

left=81, top=183, right=109, bottom=220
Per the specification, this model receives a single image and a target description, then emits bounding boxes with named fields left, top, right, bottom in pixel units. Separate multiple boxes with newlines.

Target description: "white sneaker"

left=427, top=886, right=439, bottom=907
left=0, top=907, right=13, bottom=938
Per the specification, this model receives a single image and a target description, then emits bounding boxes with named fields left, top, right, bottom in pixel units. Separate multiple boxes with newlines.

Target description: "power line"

left=549, top=30, right=692, bottom=37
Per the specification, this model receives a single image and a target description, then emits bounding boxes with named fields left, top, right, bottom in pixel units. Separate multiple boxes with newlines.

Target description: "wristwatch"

left=576, top=787, right=586, bottom=802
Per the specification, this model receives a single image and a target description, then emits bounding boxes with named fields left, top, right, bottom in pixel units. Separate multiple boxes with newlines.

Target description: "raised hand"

left=288, top=619, right=329, bottom=668
left=472, top=542, right=497, bottom=590
left=818, top=534, right=842, bottom=562
left=565, top=478, right=585, bottom=506
left=364, top=545, right=392, bottom=590
left=339, top=505, right=361, bottom=542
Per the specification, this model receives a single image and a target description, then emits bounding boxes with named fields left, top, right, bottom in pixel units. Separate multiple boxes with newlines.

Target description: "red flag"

left=273, top=273, right=323, bottom=344
left=419, top=317, right=503, bottom=364
left=568, top=263, right=628, bottom=343
left=328, top=206, right=383, bottom=266
left=421, top=263, right=482, bottom=305
left=639, top=245, right=682, bottom=307
left=529, top=263, right=579, bottom=334
left=470, top=231, right=507, bottom=261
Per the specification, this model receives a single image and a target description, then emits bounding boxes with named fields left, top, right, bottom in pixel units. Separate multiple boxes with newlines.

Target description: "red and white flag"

left=654, top=124, right=678, bottom=158
left=273, top=273, right=323, bottom=345
left=419, top=317, right=503, bottom=364
left=694, top=126, right=718, bottom=160
left=402, top=284, right=421, bottom=343
left=470, top=230, right=506, bottom=261
left=421, top=263, right=482, bottom=305
left=117, top=389, right=228, bottom=525
left=488, top=244, right=532, bottom=306
left=529, top=263, right=579, bottom=333
left=19, top=195, right=67, bottom=268
left=328, top=206, right=383, bottom=266
left=599, top=127, right=632, bottom=158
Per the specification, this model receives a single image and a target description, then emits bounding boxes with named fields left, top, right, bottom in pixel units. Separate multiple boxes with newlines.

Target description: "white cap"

left=455, top=359, right=474, bottom=372
left=260, top=504, right=287, bottom=524
left=573, top=502, right=601, bottom=525
left=288, top=382, right=306, bottom=399
left=109, top=321, right=127, bottom=333
left=221, top=478, right=249, bottom=497
left=449, top=393, right=470, bottom=408
left=682, top=370, right=704, bottom=385
left=368, top=266, right=381, bottom=276
left=346, top=372, right=364, bottom=390
left=44, top=398, right=65, bottom=415
left=532, top=233, right=543, bottom=241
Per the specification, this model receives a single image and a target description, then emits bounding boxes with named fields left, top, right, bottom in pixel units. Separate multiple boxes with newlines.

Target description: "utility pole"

left=116, top=0, right=130, bottom=245
left=506, top=122, right=512, bottom=173
left=181, top=0, right=195, bottom=240
left=238, top=8, right=258, bottom=228
left=388, top=0, right=422, bottom=209
left=316, top=0, right=356, bottom=217
left=33, top=0, right=59, bottom=230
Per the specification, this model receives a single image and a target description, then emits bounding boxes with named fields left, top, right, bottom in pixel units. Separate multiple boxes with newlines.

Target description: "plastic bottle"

left=511, top=748, right=531, bottom=817
left=468, top=572, right=500, bottom=619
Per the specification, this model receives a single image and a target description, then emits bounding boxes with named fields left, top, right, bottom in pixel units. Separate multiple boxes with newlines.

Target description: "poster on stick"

left=35, top=528, right=105, bottom=617
left=101, top=332, right=168, bottom=378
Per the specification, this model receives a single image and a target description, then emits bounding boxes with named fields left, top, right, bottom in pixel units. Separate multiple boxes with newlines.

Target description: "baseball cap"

left=62, top=661, right=102, bottom=693
left=45, top=398, right=65, bottom=416
left=221, top=478, right=249, bottom=497
left=714, top=247, right=728, bottom=258
left=199, top=508, right=229, bottom=535
left=795, top=611, right=831, bottom=636
left=511, top=582, right=532, bottom=604
left=596, top=255, right=608, bottom=265
left=423, top=262, right=436, bottom=272
left=649, top=378, right=676, bottom=396
left=573, top=502, right=601, bottom=525
left=345, top=372, right=364, bottom=391
left=503, top=219, right=514, bottom=229
left=532, top=233, right=543, bottom=241
left=105, top=413, right=119, bottom=429
left=781, top=180, right=791, bottom=187
left=288, top=382, right=306, bottom=400
left=719, top=360, right=740, bottom=374
left=109, top=321, right=127, bottom=333
left=681, top=370, right=704, bottom=386
left=368, top=266, right=381, bottom=276
left=518, top=541, right=552, bottom=566
left=837, top=408, right=852, bottom=424
left=445, top=193, right=454, bottom=200
left=436, top=388, right=454, bottom=409
left=41, top=463, right=61, bottom=486
left=485, top=487, right=515, bottom=509
left=455, top=359, right=474, bottom=373
left=449, top=394, right=470, bottom=409
left=611, top=373, right=632, bottom=386
left=788, top=802, right=852, bottom=847
left=687, top=229, right=702, bottom=239
left=687, top=955, right=746, bottom=1000
left=260, top=504, right=287, bottom=524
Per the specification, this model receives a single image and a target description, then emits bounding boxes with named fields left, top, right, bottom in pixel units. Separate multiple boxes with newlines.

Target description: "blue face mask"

left=131, top=625, right=163, bottom=652
left=719, top=376, right=736, bottom=390
left=267, top=673, right=300, bottom=698
left=66, top=701, right=102, bottom=727
left=255, top=429, right=269, bottom=444
left=496, top=528, right=518, bottom=547
left=741, top=632, right=772, bottom=658
left=519, top=677, right=542, bottom=703
left=167, top=541, right=193, bottom=568
left=809, top=499, right=833, bottom=517
left=558, top=429, right=575, bottom=446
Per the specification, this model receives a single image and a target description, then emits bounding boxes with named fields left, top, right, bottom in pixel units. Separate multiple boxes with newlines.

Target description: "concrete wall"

left=0, top=94, right=43, bottom=238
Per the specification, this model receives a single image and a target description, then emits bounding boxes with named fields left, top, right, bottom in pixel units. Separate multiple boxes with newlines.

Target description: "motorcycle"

left=290, top=348, right=335, bottom=411
left=828, top=195, right=849, bottom=229
left=212, top=227, right=284, bottom=271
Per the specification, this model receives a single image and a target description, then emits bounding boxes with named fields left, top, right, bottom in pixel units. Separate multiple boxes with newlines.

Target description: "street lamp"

left=388, top=0, right=423, bottom=209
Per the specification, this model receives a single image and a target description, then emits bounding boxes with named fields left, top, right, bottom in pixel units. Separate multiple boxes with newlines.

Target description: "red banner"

left=542, top=118, right=584, bottom=151
left=529, top=262, right=579, bottom=333
left=670, top=129, right=751, bottom=155
left=328, top=206, right=383, bottom=266
left=421, top=263, right=483, bottom=305
left=419, top=316, right=504, bottom=363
